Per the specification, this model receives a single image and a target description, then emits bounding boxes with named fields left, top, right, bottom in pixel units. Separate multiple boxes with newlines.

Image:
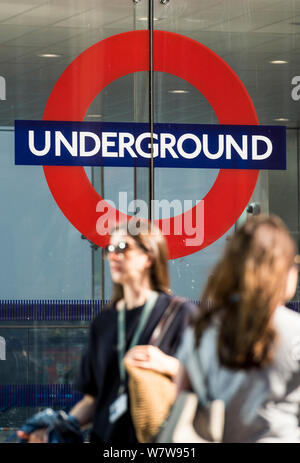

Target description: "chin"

left=111, top=271, right=123, bottom=284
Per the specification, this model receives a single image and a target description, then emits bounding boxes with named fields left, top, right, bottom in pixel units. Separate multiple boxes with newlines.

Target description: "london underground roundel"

left=43, top=30, right=259, bottom=259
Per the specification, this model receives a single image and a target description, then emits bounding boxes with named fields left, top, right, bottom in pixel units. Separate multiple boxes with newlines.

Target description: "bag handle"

left=148, top=296, right=184, bottom=347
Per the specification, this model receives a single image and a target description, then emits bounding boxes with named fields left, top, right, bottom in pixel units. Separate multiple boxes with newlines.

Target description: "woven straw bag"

left=124, top=297, right=183, bottom=443
left=124, top=359, right=176, bottom=443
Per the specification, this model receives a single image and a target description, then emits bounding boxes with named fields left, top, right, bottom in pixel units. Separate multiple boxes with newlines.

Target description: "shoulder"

left=159, top=293, right=199, bottom=330
left=90, top=302, right=117, bottom=332
left=176, top=321, right=219, bottom=369
left=274, top=305, right=300, bottom=327
left=160, top=292, right=198, bottom=311
left=273, top=305, right=300, bottom=340
left=174, top=296, right=199, bottom=326
left=179, top=298, right=199, bottom=316
left=272, top=306, right=300, bottom=371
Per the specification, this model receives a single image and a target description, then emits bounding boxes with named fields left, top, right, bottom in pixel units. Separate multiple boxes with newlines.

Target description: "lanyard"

left=117, top=290, right=159, bottom=392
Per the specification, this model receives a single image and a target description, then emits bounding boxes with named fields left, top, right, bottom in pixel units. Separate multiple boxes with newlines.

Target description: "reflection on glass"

left=29, top=328, right=89, bottom=385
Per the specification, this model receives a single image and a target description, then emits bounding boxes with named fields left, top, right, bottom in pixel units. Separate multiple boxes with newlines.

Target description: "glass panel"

left=0, top=0, right=139, bottom=439
left=154, top=0, right=300, bottom=298
left=269, top=128, right=300, bottom=300
left=1, top=0, right=300, bottom=442
left=28, top=328, right=89, bottom=385
left=0, top=329, right=28, bottom=384
left=0, top=0, right=138, bottom=300
left=0, top=328, right=29, bottom=438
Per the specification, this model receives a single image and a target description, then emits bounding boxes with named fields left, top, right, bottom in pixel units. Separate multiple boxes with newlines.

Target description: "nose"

left=108, top=250, right=121, bottom=261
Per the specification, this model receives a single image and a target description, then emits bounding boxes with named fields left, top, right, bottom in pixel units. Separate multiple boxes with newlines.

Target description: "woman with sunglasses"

left=175, top=215, right=300, bottom=442
left=74, top=220, right=196, bottom=443
left=18, top=220, right=195, bottom=444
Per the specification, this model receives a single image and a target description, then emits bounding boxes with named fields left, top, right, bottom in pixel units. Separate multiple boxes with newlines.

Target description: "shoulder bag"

left=124, top=296, right=184, bottom=443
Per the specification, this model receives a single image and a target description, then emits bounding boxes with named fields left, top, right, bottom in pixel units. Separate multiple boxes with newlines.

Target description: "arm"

left=17, top=316, right=100, bottom=443
left=69, top=394, right=96, bottom=428
left=17, top=394, right=96, bottom=443
left=124, top=345, right=180, bottom=379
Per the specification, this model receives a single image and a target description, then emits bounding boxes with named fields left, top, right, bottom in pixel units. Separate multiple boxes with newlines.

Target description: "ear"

left=144, top=254, right=153, bottom=269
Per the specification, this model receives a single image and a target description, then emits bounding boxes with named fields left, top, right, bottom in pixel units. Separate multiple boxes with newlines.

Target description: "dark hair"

left=110, top=220, right=170, bottom=304
left=193, top=215, right=296, bottom=369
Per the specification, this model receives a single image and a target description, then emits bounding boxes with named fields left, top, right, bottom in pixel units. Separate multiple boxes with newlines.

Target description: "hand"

left=124, top=345, right=180, bottom=378
left=17, top=428, right=48, bottom=443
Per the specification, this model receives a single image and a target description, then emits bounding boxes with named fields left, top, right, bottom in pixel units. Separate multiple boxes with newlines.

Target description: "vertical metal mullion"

left=91, top=166, right=104, bottom=300
left=296, top=128, right=300, bottom=253
left=133, top=74, right=138, bottom=207
left=100, top=166, right=105, bottom=301
left=91, top=167, right=95, bottom=300
left=296, top=127, right=300, bottom=301
left=133, top=2, right=137, bottom=207
left=148, top=0, right=154, bottom=222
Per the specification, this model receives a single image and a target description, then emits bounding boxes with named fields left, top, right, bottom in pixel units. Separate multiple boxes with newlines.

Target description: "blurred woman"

left=18, top=220, right=195, bottom=443
left=59, top=221, right=194, bottom=443
left=176, top=215, right=300, bottom=442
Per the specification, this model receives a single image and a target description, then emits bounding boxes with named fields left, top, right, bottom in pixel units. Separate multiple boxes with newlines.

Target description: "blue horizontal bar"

left=0, top=300, right=110, bottom=321
left=0, top=384, right=82, bottom=409
left=0, top=300, right=298, bottom=321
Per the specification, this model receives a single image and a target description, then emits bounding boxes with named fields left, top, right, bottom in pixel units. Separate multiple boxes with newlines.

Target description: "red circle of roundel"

left=43, top=30, right=259, bottom=259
